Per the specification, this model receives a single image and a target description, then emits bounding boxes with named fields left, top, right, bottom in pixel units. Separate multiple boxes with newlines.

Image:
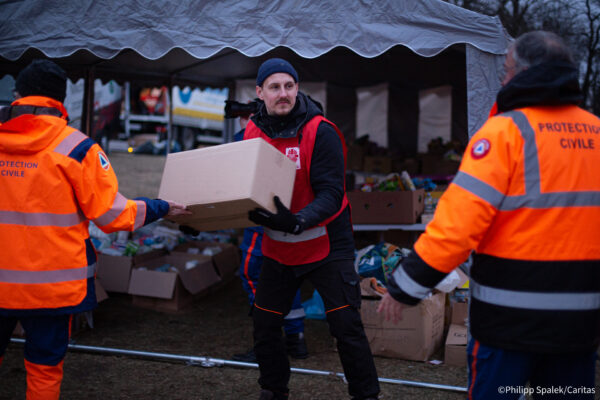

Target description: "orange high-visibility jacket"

left=391, top=104, right=600, bottom=353
left=0, top=96, right=152, bottom=311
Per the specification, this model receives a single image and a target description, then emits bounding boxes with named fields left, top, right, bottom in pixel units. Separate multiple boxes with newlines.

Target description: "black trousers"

left=253, top=257, right=380, bottom=399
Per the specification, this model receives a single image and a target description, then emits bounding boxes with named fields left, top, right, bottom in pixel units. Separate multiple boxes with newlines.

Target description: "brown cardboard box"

left=444, top=324, right=468, bottom=366
left=172, top=241, right=241, bottom=281
left=360, top=292, right=445, bottom=361
left=128, top=253, right=221, bottom=312
left=158, top=138, right=296, bottom=232
left=363, top=155, right=393, bottom=174
left=420, top=154, right=460, bottom=176
left=96, top=249, right=167, bottom=293
left=451, top=301, right=469, bottom=326
left=348, top=189, right=425, bottom=224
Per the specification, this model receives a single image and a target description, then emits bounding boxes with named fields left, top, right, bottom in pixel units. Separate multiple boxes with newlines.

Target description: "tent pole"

left=166, top=78, right=173, bottom=154
left=81, top=68, right=95, bottom=137
left=9, top=338, right=466, bottom=393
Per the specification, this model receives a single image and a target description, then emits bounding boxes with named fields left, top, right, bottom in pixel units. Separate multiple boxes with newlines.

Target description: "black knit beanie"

left=256, top=58, right=298, bottom=87
left=15, top=59, right=67, bottom=103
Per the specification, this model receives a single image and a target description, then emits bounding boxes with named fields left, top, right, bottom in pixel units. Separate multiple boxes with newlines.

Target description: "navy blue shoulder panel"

left=68, top=138, right=96, bottom=163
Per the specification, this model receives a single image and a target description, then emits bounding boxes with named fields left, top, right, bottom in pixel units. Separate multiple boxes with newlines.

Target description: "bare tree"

left=495, top=0, right=539, bottom=37
left=580, top=0, right=600, bottom=108
left=446, top=0, right=600, bottom=114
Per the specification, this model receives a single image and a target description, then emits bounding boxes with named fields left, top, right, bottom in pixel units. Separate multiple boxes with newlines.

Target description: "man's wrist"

left=293, top=215, right=306, bottom=234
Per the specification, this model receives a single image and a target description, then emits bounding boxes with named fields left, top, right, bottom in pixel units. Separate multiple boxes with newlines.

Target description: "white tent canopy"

left=0, top=0, right=510, bottom=150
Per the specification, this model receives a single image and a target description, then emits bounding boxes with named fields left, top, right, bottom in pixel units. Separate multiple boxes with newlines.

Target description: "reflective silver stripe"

left=284, top=308, right=306, bottom=320
left=133, top=199, right=147, bottom=230
left=504, top=111, right=541, bottom=195
left=452, top=171, right=504, bottom=208
left=391, top=265, right=431, bottom=300
left=53, top=130, right=87, bottom=155
left=265, top=226, right=327, bottom=243
left=471, top=280, right=600, bottom=311
left=0, top=210, right=85, bottom=227
left=0, top=263, right=95, bottom=284
left=93, top=192, right=128, bottom=227
left=502, top=190, right=600, bottom=209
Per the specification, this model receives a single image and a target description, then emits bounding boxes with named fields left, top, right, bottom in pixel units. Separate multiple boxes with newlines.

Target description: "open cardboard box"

left=128, top=252, right=221, bottom=312
left=96, top=249, right=167, bottom=293
left=158, top=138, right=296, bottom=232
left=360, top=291, right=445, bottom=361
left=172, top=241, right=240, bottom=282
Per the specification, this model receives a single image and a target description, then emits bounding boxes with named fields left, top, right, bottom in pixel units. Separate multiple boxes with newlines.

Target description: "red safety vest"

left=244, top=115, right=349, bottom=265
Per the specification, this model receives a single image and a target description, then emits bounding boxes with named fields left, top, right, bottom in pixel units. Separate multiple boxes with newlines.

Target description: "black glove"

left=179, top=225, right=200, bottom=236
left=248, top=196, right=304, bottom=234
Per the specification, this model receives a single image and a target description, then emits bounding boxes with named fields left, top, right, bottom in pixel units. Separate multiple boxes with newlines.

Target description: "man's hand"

left=377, top=293, right=404, bottom=324
left=248, top=196, right=303, bottom=234
left=165, top=200, right=192, bottom=217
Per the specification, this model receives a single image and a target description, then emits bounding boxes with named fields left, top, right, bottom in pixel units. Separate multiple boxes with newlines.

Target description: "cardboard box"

left=360, top=292, right=445, bottom=361
left=420, top=154, right=460, bottom=176
left=348, top=189, right=425, bottom=224
left=96, top=249, right=167, bottom=293
left=451, top=301, right=469, bottom=326
left=128, top=253, right=221, bottom=312
left=363, top=155, right=392, bottom=174
left=158, top=138, right=296, bottom=232
left=444, top=324, right=468, bottom=366
left=172, top=241, right=241, bottom=281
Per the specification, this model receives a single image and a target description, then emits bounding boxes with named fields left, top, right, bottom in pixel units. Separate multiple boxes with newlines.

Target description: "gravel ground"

left=1, top=279, right=468, bottom=400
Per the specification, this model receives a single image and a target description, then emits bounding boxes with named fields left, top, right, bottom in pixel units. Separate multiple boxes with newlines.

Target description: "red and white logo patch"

left=471, top=139, right=491, bottom=159
left=98, top=152, right=110, bottom=170
left=285, top=147, right=301, bottom=169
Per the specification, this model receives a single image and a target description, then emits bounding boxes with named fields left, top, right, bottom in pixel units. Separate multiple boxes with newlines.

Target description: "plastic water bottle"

left=424, top=193, right=435, bottom=214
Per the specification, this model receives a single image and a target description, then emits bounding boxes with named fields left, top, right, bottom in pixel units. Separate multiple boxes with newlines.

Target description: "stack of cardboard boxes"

left=444, top=300, right=469, bottom=367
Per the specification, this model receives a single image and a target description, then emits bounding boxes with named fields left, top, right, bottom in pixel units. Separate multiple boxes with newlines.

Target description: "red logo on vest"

left=471, top=139, right=491, bottom=159
left=285, top=147, right=301, bottom=169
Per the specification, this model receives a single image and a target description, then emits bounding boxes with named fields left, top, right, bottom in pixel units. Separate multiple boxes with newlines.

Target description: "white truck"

left=122, top=83, right=229, bottom=150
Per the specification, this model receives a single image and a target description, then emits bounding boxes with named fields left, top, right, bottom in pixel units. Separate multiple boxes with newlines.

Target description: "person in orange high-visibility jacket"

left=0, top=59, right=190, bottom=400
left=378, top=31, right=600, bottom=400
left=245, top=58, right=379, bottom=400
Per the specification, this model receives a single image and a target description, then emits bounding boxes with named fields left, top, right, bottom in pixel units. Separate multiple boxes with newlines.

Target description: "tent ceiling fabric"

left=0, top=0, right=509, bottom=88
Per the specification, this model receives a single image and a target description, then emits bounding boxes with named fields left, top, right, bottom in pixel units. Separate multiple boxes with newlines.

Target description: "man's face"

left=256, top=73, right=298, bottom=116
left=502, top=49, right=518, bottom=86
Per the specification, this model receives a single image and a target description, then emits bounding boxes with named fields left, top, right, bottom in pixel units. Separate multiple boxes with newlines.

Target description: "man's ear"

left=255, top=85, right=263, bottom=100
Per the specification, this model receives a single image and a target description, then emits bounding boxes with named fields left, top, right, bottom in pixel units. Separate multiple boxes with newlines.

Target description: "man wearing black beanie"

left=246, top=58, right=380, bottom=400
left=0, top=59, right=190, bottom=399
left=14, top=59, right=67, bottom=102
